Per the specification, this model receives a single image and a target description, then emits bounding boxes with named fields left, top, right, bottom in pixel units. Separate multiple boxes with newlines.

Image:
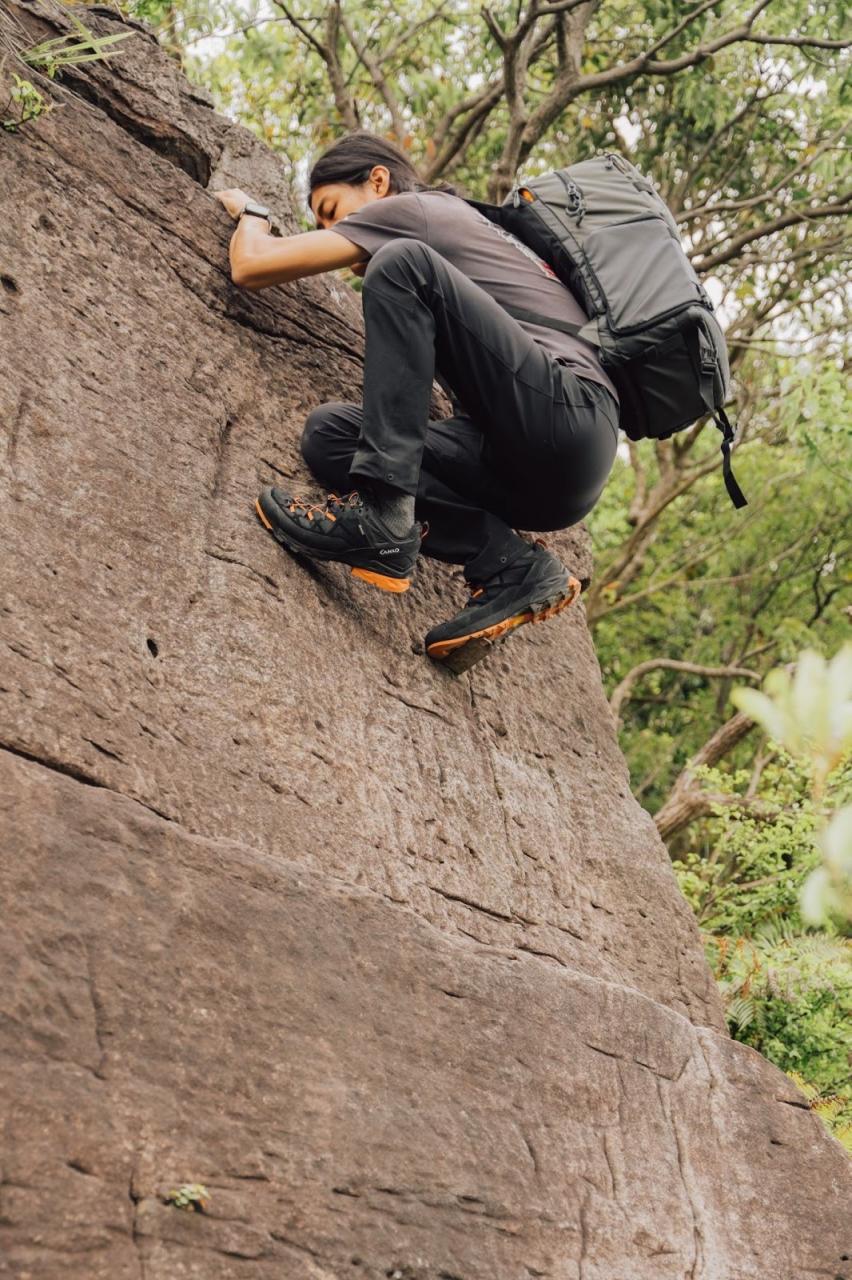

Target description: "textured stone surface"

left=1, top=3, right=849, bottom=1277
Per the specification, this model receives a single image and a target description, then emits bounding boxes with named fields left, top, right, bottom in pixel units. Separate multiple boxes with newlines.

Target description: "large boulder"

left=1, top=4, right=848, bottom=1276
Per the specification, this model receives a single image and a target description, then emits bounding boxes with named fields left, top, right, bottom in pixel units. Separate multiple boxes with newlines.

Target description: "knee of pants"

left=300, top=402, right=349, bottom=474
left=362, top=237, right=432, bottom=285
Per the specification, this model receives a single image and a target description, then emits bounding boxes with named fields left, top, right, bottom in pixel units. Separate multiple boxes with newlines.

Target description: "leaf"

left=730, top=688, right=786, bottom=743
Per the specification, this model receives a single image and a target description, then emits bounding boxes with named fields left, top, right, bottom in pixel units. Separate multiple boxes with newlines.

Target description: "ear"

left=370, top=165, right=391, bottom=197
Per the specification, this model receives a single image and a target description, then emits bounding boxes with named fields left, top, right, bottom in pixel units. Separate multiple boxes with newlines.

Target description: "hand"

left=214, top=188, right=254, bottom=220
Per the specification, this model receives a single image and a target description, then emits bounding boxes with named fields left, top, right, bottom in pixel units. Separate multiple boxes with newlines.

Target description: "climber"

left=215, top=130, right=620, bottom=670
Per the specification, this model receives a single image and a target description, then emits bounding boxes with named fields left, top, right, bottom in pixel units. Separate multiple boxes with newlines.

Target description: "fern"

left=786, top=1072, right=852, bottom=1152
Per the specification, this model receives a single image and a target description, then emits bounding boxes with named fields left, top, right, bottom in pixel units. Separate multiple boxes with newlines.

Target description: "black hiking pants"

left=301, top=238, right=620, bottom=581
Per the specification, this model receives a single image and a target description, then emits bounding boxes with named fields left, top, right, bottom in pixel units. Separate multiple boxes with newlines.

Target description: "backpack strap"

left=499, top=302, right=594, bottom=342
left=695, top=349, right=748, bottom=509
left=711, top=406, right=747, bottom=509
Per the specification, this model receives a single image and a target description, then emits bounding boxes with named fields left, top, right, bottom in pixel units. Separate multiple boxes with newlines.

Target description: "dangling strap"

left=696, top=344, right=747, bottom=509
left=713, top=406, right=747, bottom=509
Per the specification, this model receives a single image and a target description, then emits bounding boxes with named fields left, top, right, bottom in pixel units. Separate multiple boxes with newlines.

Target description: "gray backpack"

left=464, top=152, right=747, bottom=508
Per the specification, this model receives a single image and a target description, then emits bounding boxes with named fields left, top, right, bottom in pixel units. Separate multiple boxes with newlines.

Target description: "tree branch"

left=272, top=0, right=327, bottom=58
left=384, top=6, right=452, bottom=63
left=693, top=195, right=852, bottom=272
left=338, top=10, right=405, bottom=139
left=273, top=0, right=360, bottom=130
left=743, top=32, right=851, bottom=49
left=424, top=17, right=558, bottom=187
left=526, top=0, right=771, bottom=131
left=644, top=0, right=727, bottom=61
left=680, top=125, right=848, bottom=223
left=654, top=711, right=758, bottom=842
left=669, top=82, right=790, bottom=213
left=611, top=660, right=760, bottom=724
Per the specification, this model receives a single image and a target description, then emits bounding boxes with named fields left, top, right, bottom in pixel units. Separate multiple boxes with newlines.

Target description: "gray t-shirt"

left=329, top=188, right=619, bottom=403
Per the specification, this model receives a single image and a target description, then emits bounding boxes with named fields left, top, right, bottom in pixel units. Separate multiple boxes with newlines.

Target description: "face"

left=310, top=164, right=392, bottom=229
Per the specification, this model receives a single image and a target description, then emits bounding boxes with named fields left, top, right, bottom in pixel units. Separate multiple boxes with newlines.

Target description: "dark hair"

left=307, top=129, right=461, bottom=214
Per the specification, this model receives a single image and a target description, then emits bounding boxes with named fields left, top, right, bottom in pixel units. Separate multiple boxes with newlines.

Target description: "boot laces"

left=464, top=572, right=516, bottom=608
left=465, top=580, right=497, bottom=606
left=284, top=489, right=362, bottom=522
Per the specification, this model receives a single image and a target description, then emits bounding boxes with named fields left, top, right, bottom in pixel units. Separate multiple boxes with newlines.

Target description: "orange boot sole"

left=427, top=575, right=581, bottom=672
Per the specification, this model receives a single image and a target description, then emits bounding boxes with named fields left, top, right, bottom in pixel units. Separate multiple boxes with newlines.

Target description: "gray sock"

left=360, top=484, right=416, bottom=538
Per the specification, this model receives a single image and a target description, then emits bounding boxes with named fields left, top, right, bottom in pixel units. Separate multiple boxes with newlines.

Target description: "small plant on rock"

left=166, top=1182, right=210, bottom=1212
left=1, top=73, right=52, bottom=130
left=19, top=8, right=136, bottom=79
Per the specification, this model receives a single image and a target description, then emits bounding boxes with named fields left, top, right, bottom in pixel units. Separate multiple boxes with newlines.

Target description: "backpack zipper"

left=512, top=175, right=586, bottom=224
left=556, top=172, right=585, bottom=224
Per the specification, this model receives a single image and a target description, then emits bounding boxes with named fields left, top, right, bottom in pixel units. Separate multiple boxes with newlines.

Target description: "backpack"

left=463, top=152, right=747, bottom=508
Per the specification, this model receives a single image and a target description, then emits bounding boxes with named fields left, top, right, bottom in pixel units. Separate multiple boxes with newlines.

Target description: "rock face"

left=0, top=4, right=848, bottom=1277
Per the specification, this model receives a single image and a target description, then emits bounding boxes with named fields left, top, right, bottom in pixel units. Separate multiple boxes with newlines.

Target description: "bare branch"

left=611, top=660, right=760, bottom=723
left=429, top=77, right=503, bottom=151
left=693, top=195, right=852, bottom=272
left=424, top=16, right=558, bottom=186
left=338, top=10, right=405, bottom=139
left=744, top=32, right=851, bottom=49
left=273, top=0, right=359, bottom=130
left=183, top=16, right=293, bottom=47
left=424, top=81, right=506, bottom=182
left=682, top=126, right=849, bottom=222
left=482, top=6, right=509, bottom=51
left=655, top=711, right=758, bottom=842
left=272, top=1, right=327, bottom=57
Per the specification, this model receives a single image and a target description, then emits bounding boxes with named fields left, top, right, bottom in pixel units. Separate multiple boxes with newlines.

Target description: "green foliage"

left=21, top=7, right=137, bottom=77
left=1, top=74, right=51, bottom=130
left=127, top=0, right=181, bottom=23
left=731, top=643, right=852, bottom=928
left=166, top=1182, right=210, bottom=1211
left=673, top=756, right=824, bottom=932
left=1, top=5, right=137, bottom=131
left=673, top=750, right=852, bottom=1149
left=786, top=1072, right=852, bottom=1154
left=589, top=408, right=851, bottom=816
left=705, top=919, right=852, bottom=1146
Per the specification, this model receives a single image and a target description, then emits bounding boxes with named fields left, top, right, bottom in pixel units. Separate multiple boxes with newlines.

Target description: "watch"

left=240, top=200, right=271, bottom=221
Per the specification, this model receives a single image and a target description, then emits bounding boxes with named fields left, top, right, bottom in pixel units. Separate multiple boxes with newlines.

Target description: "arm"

left=229, top=216, right=367, bottom=291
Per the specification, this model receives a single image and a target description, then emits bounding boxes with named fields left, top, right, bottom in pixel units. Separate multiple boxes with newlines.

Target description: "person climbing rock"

left=215, top=130, right=620, bottom=671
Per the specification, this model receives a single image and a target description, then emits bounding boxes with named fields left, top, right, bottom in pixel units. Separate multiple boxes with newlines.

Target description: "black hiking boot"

left=425, top=542, right=581, bottom=672
left=256, top=486, right=422, bottom=593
